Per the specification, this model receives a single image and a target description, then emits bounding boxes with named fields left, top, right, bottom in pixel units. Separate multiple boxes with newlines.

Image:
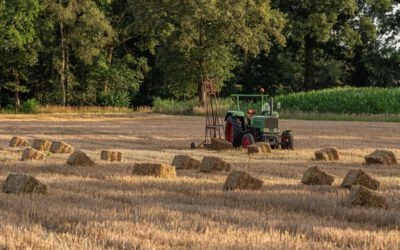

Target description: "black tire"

left=241, top=132, right=255, bottom=148
left=281, top=131, right=294, bottom=150
left=225, top=115, right=243, bottom=147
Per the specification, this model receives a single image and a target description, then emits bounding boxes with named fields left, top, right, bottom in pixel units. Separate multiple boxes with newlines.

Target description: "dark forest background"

left=0, top=0, right=399, bottom=110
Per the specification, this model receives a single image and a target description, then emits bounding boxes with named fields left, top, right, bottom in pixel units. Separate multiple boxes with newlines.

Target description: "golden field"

left=0, top=113, right=399, bottom=249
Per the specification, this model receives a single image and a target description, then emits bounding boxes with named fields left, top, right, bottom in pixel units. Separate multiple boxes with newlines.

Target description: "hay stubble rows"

left=0, top=113, right=400, bottom=249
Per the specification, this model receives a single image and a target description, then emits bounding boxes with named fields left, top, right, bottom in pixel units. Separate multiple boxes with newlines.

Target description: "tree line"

left=0, top=0, right=399, bottom=109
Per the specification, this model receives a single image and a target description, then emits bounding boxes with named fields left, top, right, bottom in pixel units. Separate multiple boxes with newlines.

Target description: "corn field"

left=276, top=87, right=400, bottom=114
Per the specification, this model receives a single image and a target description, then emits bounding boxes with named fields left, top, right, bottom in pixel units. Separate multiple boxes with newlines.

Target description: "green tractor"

left=224, top=92, right=294, bottom=149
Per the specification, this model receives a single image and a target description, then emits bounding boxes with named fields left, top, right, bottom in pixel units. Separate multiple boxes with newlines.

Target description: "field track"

left=0, top=114, right=399, bottom=249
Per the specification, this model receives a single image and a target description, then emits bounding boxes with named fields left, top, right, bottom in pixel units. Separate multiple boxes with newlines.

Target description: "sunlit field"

left=0, top=113, right=399, bottom=249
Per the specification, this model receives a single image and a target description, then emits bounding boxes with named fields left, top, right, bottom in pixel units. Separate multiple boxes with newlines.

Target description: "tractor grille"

left=265, top=117, right=278, bottom=129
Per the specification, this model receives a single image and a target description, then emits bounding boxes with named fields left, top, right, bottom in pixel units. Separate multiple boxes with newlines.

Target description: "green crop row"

left=275, top=87, right=400, bottom=114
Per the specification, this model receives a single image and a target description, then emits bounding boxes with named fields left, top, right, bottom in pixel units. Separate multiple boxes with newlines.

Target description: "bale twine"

left=20, top=148, right=45, bottom=161
left=132, top=163, right=176, bottom=178
left=32, top=139, right=51, bottom=151
left=2, top=173, right=47, bottom=195
left=341, top=169, right=380, bottom=190
left=100, top=150, right=123, bottom=162
left=315, top=147, right=339, bottom=161
left=223, top=171, right=263, bottom=191
left=365, top=150, right=397, bottom=165
left=9, top=136, right=28, bottom=147
left=172, top=155, right=200, bottom=170
left=301, top=166, right=334, bottom=185
left=50, top=141, right=73, bottom=154
left=200, top=156, right=231, bottom=173
left=209, top=138, right=233, bottom=151
left=345, top=185, right=387, bottom=208
left=67, top=151, right=95, bottom=166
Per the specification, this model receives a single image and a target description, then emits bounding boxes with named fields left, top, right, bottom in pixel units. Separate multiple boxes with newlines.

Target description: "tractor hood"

left=251, top=115, right=280, bottom=134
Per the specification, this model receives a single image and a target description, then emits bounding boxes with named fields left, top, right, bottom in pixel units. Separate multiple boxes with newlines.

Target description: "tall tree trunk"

left=60, top=20, right=66, bottom=106
left=304, top=35, right=315, bottom=90
left=13, top=69, right=21, bottom=111
left=103, top=46, right=114, bottom=93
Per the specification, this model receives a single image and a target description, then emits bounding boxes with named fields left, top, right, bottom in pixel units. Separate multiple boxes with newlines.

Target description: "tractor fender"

left=225, top=110, right=245, bottom=121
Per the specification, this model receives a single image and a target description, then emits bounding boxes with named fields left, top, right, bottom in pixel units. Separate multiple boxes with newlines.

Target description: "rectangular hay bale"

left=101, top=150, right=123, bottom=162
left=132, top=163, right=176, bottom=178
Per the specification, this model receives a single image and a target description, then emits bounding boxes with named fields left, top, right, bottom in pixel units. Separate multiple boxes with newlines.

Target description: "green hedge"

left=276, top=87, right=400, bottom=114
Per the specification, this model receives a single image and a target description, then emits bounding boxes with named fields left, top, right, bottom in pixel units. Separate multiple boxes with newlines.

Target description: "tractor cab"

left=224, top=91, right=294, bottom=150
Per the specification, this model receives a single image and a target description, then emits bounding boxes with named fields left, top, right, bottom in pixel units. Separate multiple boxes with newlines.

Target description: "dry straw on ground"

left=301, top=166, right=334, bottom=185
left=20, top=148, right=45, bottom=161
left=209, top=138, right=233, bottom=151
left=341, top=169, right=380, bottom=190
left=67, top=151, right=95, bottom=166
left=9, top=136, right=28, bottom=147
left=32, top=139, right=51, bottom=151
left=100, top=150, right=122, bottom=162
left=200, top=156, right=231, bottom=173
left=345, top=185, right=387, bottom=208
left=171, top=155, right=200, bottom=170
left=132, top=163, right=176, bottom=178
left=223, top=171, right=263, bottom=191
left=1, top=114, right=400, bottom=249
left=315, top=147, right=340, bottom=161
left=2, top=173, right=47, bottom=195
left=365, top=150, right=397, bottom=165
left=50, top=141, right=73, bottom=154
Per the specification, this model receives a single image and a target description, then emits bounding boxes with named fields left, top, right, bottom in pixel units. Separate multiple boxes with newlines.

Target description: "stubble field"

left=0, top=113, right=399, bottom=249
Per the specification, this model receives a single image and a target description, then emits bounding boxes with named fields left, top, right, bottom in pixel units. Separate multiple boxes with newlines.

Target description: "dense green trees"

left=0, top=0, right=398, bottom=109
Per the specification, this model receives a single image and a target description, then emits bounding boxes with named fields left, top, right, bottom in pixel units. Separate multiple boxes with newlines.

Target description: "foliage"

left=134, top=0, right=286, bottom=100
left=0, top=1, right=399, bottom=109
left=20, top=99, right=39, bottom=114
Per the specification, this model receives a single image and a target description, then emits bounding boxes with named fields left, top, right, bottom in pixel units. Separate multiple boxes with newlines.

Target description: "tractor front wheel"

left=225, top=115, right=242, bottom=147
left=281, top=131, right=294, bottom=150
left=241, top=133, right=255, bottom=149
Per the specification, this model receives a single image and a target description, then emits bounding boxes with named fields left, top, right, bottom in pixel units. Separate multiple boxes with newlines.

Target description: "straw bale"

left=32, top=139, right=51, bottom=151
left=132, top=163, right=176, bottom=178
left=341, top=169, right=380, bottom=190
left=67, top=151, right=95, bottom=166
left=315, top=147, right=339, bottom=161
left=20, top=148, right=45, bottom=161
left=247, top=145, right=262, bottom=154
left=172, top=155, right=200, bottom=170
left=101, top=150, right=122, bottom=162
left=2, top=173, right=47, bottom=195
left=50, top=141, right=73, bottom=154
left=301, top=166, right=334, bottom=185
left=200, top=156, right=231, bottom=173
left=223, top=171, right=263, bottom=191
left=365, top=150, right=397, bottom=165
left=9, top=137, right=28, bottom=147
left=345, top=185, right=387, bottom=208
left=209, top=138, right=233, bottom=151
left=255, top=142, right=272, bottom=153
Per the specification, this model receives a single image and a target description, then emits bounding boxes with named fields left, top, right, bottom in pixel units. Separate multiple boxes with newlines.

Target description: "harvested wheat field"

left=0, top=113, right=400, bottom=249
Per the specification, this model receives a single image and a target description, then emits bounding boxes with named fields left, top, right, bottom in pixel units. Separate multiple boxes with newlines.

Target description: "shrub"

left=21, top=99, right=39, bottom=114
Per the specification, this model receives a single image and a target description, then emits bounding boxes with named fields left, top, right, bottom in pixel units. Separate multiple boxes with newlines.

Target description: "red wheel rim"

left=242, top=137, right=250, bottom=149
left=225, top=121, right=233, bottom=143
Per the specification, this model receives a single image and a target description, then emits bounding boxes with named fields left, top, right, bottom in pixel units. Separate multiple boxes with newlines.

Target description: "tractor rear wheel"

left=281, top=131, right=294, bottom=150
left=225, top=115, right=242, bottom=147
left=241, top=133, right=255, bottom=149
